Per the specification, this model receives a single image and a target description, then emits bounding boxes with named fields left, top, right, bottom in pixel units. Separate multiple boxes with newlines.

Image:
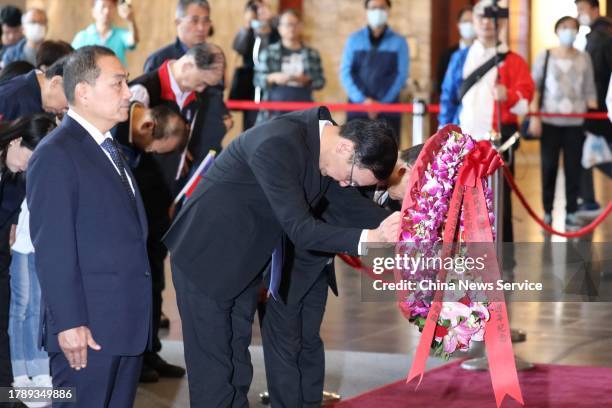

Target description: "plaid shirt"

left=254, top=42, right=325, bottom=93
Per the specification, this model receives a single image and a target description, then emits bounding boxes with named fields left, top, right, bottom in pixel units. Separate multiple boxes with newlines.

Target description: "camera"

left=483, top=0, right=509, bottom=19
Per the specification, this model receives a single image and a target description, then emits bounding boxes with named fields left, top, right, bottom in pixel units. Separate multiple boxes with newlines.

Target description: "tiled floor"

left=146, top=141, right=611, bottom=406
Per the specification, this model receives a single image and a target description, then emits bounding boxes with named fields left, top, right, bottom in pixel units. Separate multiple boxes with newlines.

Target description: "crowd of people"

left=0, top=0, right=610, bottom=407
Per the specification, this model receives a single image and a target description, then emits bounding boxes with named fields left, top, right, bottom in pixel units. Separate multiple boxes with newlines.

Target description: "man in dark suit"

left=27, top=46, right=152, bottom=407
left=143, top=0, right=213, bottom=73
left=0, top=56, right=68, bottom=121
left=262, top=143, right=424, bottom=407
left=164, top=107, right=401, bottom=407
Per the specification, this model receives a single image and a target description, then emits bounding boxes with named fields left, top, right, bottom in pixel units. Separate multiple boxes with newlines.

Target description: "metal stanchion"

left=461, top=132, right=533, bottom=372
left=412, top=98, right=426, bottom=146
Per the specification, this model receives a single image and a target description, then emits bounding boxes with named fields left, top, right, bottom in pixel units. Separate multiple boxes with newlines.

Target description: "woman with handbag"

left=528, top=16, right=598, bottom=230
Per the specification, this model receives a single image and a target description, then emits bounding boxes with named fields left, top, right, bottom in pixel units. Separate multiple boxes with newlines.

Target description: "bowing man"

left=163, top=107, right=402, bottom=407
left=262, top=143, right=424, bottom=407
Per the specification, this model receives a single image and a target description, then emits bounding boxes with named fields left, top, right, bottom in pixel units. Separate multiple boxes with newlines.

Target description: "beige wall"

left=302, top=0, right=431, bottom=146
left=26, top=0, right=430, bottom=147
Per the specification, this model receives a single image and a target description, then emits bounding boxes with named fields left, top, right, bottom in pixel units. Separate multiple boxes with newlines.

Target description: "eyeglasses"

left=348, top=153, right=358, bottom=187
left=184, top=15, right=212, bottom=26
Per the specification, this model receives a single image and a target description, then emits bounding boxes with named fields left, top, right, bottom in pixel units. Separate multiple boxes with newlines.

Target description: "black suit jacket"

left=164, top=107, right=383, bottom=301
left=278, top=182, right=389, bottom=304
left=27, top=116, right=152, bottom=355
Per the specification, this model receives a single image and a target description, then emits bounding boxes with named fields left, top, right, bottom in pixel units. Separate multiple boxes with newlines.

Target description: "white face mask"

left=23, top=23, right=46, bottom=43
left=458, top=22, right=476, bottom=40
left=367, top=9, right=388, bottom=29
left=578, top=13, right=592, bottom=27
left=557, top=28, right=577, bottom=47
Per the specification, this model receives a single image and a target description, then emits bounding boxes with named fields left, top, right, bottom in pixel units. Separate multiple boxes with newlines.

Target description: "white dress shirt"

left=67, top=109, right=135, bottom=194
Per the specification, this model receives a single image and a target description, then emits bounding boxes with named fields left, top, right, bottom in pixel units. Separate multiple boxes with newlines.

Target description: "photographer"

left=439, top=0, right=534, bottom=244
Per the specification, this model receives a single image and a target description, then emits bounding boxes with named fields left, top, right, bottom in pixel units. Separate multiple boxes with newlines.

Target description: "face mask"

left=578, top=14, right=591, bottom=27
left=250, top=19, right=263, bottom=31
left=557, top=28, right=577, bottom=47
left=367, top=9, right=388, bottom=29
left=458, top=22, right=476, bottom=40
left=24, top=23, right=46, bottom=43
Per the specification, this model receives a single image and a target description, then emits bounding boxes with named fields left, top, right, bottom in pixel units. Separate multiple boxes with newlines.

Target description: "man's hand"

left=223, top=114, right=234, bottom=132
left=118, top=2, right=135, bottom=22
left=369, top=211, right=402, bottom=243
left=58, top=326, right=101, bottom=370
left=9, top=224, right=16, bottom=247
left=290, top=74, right=311, bottom=87
left=494, top=84, right=508, bottom=102
left=267, top=72, right=291, bottom=85
left=527, top=117, right=542, bottom=138
left=364, top=97, right=379, bottom=120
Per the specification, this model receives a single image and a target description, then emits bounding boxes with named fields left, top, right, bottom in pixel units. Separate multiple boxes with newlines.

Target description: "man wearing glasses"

left=143, top=0, right=212, bottom=73
left=164, top=107, right=401, bottom=407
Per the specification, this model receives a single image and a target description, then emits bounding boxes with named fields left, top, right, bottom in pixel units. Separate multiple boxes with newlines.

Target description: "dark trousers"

left=147, top=237, right=167, bottom=355
left=172, top=264, right=260, bottom=408
left=262, top=266, right=329, bottom=408
left=50, top=351, right=142, bottom=408
left=0, top=222, right=12, bottom=387
left=242, top=110, right=258, bottom=131
left=540, top=124, right=585, bottom=213
left=579, top=167, right=596, bottom=204
left=501, top=124, right=517, bottom=243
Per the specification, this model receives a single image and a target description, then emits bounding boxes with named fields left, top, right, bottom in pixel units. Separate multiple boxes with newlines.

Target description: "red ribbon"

left=404, top=137, right=524, bottom=408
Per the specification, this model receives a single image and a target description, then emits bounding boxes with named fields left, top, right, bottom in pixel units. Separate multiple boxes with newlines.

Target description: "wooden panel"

left=509, top=0, right=530, bottom=61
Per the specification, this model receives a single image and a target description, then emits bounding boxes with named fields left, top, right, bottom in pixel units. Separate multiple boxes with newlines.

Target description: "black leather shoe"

left=146, top=353, right=186, bottom=378
left=139, top=362, right=160, bottom=383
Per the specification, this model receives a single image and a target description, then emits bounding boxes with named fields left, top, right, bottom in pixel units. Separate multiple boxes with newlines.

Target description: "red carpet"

left=332, top=360, right=611, bottom=408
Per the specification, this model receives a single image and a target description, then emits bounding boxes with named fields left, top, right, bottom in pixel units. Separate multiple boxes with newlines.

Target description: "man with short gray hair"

left=27, top=45, right=152, bottom=407
left=144, top=0, right=212, bottom=73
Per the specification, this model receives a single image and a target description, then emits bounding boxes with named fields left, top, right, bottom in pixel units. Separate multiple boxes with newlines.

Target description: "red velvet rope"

left=226, top=100, right=610, bottom=119
left=503, top=166, right=611, bottom=238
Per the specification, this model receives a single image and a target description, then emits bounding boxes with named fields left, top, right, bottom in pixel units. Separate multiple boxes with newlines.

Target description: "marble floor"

left=138, top=141, right=611, bottom=406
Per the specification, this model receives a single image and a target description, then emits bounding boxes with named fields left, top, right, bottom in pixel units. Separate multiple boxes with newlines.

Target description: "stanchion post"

left=461, top=133, right=532, bottom=371
left=412, top=98, right=426, bottom=146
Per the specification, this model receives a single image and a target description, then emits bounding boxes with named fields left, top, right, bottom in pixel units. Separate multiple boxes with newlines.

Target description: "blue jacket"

left=438, top=47, right=470, bottom=126
left=27, top=115, right=152, bottom=355
left=0, top=71, right=44, bottom=227
left=1, top=38, right=33, bottom=67
left=0, top=70, right=43, bottom=122
left=340, top=26, right=409, bottom=103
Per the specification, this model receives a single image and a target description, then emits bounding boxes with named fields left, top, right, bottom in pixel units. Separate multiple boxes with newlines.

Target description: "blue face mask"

left=367, top=9, right=388, bottom=29
left=250, top=19, right=263, bottom=31
left=557, top=28, right=577, bottom=47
